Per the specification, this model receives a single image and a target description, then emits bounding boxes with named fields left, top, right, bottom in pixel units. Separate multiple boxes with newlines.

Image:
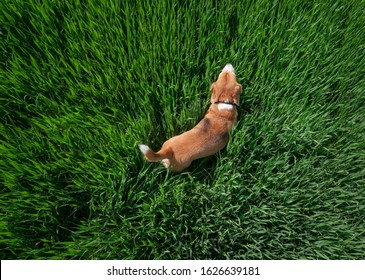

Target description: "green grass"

left=1, top=0, right=364, bottom=259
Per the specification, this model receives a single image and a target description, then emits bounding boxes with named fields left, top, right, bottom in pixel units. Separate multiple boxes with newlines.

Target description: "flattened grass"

left=0, top=0, right=364, bottom=259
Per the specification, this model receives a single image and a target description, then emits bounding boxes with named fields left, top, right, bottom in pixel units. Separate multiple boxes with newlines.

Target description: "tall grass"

left=0, top=0, right=364, bottom=259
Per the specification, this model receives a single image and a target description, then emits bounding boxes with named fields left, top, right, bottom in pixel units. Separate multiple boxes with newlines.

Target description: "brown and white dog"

left=139, top=64, right=242, bottom=172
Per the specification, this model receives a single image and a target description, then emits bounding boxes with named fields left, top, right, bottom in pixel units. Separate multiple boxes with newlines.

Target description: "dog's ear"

left=210, top=83, right=218, bottom=104
left=233, top=84, right=242, bottom=106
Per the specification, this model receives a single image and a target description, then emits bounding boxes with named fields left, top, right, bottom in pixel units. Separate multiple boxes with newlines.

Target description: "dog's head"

left=210, top=64, right=242, bottom=106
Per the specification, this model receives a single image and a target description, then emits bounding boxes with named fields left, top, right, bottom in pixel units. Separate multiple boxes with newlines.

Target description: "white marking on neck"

left=218, top=103, right=233, bottom=111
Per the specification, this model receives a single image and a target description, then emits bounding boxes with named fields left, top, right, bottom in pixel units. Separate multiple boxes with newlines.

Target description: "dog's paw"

left=161, top=159, right=170, bottom=168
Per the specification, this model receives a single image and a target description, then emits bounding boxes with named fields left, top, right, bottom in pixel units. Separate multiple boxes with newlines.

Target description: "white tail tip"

left=139, top=144, right=150, bottom=155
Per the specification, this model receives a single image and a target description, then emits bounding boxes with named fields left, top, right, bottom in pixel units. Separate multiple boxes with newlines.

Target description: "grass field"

left=1, top=0, right=365, bottom=259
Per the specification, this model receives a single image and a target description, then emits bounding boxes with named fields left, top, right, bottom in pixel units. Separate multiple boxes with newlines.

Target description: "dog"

left=139, top=64, right=242, bottom=172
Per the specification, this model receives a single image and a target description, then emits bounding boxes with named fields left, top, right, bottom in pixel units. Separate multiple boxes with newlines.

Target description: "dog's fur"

left=139, top=64, right=242, bottom=172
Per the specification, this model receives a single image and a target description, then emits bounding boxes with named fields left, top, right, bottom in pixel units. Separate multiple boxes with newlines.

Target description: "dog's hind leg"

left=139, top=144, right=172, bottom=168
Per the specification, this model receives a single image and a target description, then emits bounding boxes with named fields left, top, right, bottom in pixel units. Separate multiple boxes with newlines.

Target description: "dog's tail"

left=138, top=144, right=171, bottom=168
